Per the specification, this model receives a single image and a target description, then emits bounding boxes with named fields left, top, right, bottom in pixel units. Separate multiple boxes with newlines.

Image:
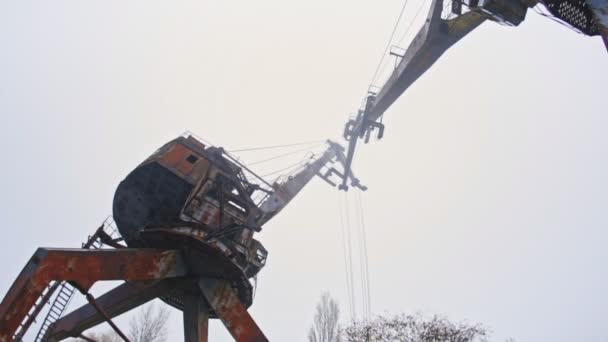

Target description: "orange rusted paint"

left=0, top=249, right=184, bottom=340
left=185, top=135, right=207, bottom=152
left=161, top=144, right=197, bottom=176
left=156, top=141, right=211, bottom=184
left=199, top=279, right=268, bottom=342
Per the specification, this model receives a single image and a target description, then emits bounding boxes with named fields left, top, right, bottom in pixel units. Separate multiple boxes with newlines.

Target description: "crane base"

left=0, top=248, right=268, bottom=342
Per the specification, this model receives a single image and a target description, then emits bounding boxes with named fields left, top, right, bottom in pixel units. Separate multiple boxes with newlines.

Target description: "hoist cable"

left=356, top=191, right=372, bottom=319
left=369, top=0, right=410, bottom=88
left=396, top=0, right=429, bottom=48
left=228, top=140, right=325, bottom=153
left=343, top=192, right=357, bottom=321
left=371, top=0, right=430, bottom=91
left=355, top=192, right=367, bottom=319
left=354, top=193, right=368, bottom=320
left=338, top=194, right=355, bottom=321
left=246, top=144, right=325, bottom=166
left=259, top=155, right=313, bottom=178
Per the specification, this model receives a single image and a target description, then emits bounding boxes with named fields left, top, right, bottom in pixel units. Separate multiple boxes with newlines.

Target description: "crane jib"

left=338, top=0, right=546, bottom=190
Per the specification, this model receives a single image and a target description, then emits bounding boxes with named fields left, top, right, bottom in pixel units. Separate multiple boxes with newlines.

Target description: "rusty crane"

left=0, top=0, right=605, bottom=340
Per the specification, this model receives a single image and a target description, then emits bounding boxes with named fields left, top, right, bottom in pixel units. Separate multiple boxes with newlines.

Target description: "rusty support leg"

left=183, top=293, right=209, bottom=342
left=198, top=279, right=268, bottom=342
left=0, top=248, right=185, bottom=340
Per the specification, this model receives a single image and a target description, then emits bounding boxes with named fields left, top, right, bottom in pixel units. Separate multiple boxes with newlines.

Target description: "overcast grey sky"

left=1, top=0, right=607, bottom=341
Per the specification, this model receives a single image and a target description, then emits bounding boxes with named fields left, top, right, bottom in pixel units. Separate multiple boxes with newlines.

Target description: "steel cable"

left=369, top=0, right=411, bottom=88
left=343, top=192, right=357, bottom=321
left=228, top=140, right=325, bottom=153
left=356, top=191, right=372, bottom=320
left=338, top=193, right=356, bottom=321
left=246, top=144, right=325, bottom=166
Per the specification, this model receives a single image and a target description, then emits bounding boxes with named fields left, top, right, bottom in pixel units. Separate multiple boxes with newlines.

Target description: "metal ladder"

left=31, top=282, right=76, bottom=342
left=12, top=282, right=61, bottom=341
left=12, top=217, right=122, bottom=342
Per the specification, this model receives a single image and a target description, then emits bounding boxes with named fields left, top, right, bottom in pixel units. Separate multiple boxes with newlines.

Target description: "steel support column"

left=183, top=293, right=209, bottom=342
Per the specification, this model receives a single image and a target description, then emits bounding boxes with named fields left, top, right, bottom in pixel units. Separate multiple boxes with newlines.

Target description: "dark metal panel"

left=541, top=0, right=599, bottom=35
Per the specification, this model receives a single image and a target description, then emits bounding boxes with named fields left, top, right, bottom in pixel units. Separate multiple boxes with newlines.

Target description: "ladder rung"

left=59, top=286, right=72, bottom=293
left=56, top=295, right=68, bottom=303
left=51, top=307, right=65, bottom=314
left=59, top=290, right=72, bottom=298
left=61, top=289, right=74, bottom=295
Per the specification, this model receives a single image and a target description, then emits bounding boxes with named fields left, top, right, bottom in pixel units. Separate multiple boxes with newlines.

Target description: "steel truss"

left=0, top=248, right=268, bottom=342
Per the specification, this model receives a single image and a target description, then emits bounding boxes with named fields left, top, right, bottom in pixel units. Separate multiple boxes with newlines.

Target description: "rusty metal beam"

left=198, top=279, right=268, bottom=342
left=0, top=248, right=185, bottom=341
left=13, top=281, right=60, bottom=340
left=183, top=293, right=209, bottom=342
left=48, top=279, right=183, bottom=341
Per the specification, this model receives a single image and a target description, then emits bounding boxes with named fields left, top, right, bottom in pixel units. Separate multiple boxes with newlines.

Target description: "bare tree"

left=128, top=303, right=170, bottom=342
left=308, top=292, right=341, bottom=342
left=342, top=313, right=488, bottom=342
left=68, top=303, right=170, bottom=342
left=68, top=331, right=122, bottom=342
left=85, top=332, right=122, bottom=342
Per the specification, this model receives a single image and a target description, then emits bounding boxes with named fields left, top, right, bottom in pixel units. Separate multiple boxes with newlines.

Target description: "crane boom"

left=257, top=140, right=365, bottom=225
left=341, top=0, right=537, bottom=189
left=368, top=11, right=486, bottom=121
